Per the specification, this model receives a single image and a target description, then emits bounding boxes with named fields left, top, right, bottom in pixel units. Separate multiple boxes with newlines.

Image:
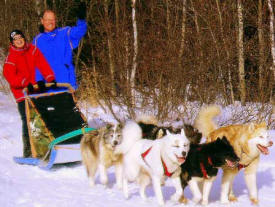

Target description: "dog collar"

left=237, top=163, right=248, bottom=170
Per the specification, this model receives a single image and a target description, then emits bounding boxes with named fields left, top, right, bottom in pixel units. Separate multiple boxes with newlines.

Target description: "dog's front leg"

left=115, top=162, right=123, bottom=189
left=220, top=168, right=238, bottom=204
left=188, top=178, right=202, bottom=204
left=152, top=175, right=165, bottom=206
left=122, top=176, right=129, bottom=199
left=244, top=157, right=259, bottom=205
left=138, top=173, right=151, bottom=201
left=201, top=176, right=216, bottom=205
left=170, top=176, right=183, bottom=202
left=98, top=163, right=108, bottom=185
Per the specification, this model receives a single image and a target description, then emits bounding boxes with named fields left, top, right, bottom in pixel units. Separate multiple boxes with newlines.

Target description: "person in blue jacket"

left=33, top=2, right=87, bottom=90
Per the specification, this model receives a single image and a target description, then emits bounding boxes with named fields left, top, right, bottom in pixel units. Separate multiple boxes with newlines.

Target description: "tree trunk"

left=166, top=0, right=171, bottom=41
left=258, top=0, right=264, bottom=96
left=130, top=0, right=138, bottom=109
left=104, top=0, right=116, bottom=96
left=216, top=0, right=235, bottom=104
left=237, top=0, right=246, bottom=105
left=267, top=0, right=275, bottom=111
left=178, top=0, right=187, bottom=68
left=115, top=0, right=119, bottom=39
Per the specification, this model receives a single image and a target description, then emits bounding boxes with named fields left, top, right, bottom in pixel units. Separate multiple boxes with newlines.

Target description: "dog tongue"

left=177, top=157, right=186, bottom=164
left=226, top=159, right=234, bottom=167
left=257, top=144, right=269, bottom=155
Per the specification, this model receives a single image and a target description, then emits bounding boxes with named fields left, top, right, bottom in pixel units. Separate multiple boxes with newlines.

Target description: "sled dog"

left=116, top=120, right=190, bottom=206
left=80, top=123, right=123, bottom=188
left=179, top=136, right=239, bottom=205
left=136, top=115, right=202, bottom=144
left=194, top=105, right=273, bottom=205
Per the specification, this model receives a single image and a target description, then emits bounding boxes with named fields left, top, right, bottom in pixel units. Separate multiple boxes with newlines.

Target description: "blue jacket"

left=33, top=19, right=87, bottom=89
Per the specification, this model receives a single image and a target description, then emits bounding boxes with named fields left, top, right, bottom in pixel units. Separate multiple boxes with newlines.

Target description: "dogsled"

left=13, top=83, right=95, bottom=170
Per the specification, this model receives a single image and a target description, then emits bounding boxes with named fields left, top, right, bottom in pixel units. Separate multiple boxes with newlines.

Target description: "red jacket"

left=3, top=43, right=55, bottom=102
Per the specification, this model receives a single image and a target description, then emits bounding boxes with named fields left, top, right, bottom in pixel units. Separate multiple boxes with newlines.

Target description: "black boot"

left=22, top=136, right=32, bottom=158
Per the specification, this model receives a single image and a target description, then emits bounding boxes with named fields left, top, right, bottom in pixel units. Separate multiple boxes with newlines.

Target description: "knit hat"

left=9, top=29, right=25, bottom=42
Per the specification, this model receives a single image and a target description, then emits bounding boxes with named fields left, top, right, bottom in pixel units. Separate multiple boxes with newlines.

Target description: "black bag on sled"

left=14, top=83, right=95, bottom=169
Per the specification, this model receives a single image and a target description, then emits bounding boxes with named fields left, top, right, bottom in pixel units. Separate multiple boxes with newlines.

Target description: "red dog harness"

left=141, top=146, right=173, bottom=177
left=196, top=147, right=213, bottom=179
left=199, top=157, right=213, bottom=179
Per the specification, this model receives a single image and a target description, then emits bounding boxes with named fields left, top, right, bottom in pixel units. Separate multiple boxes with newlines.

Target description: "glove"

left=37, top=80, right=46, bottom=93
left=27, top=83, right=34, bottom=93
left=50, top=79, right=57, bottom=89
left=75, top=2, right=87, bottom=20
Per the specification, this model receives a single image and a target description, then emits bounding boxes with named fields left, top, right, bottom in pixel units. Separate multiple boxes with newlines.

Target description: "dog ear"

left=166, top=129, right=171, bottom=136
left=248, top=122, right=255, bottom=132
left=221, top=136, right=230, bottom=144
left=105, top=123, right=113, bottom=129
left=181, top=128, right=186, bottom=137
left=156, top=129, right=165, bottom=139
left=257, top=122, right=266, bottom=128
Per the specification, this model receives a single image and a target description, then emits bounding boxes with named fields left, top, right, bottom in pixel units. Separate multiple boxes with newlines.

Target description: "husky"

left=194, top=105, right=273, bottom=205
left=116, top=120, right=190, bottom=206
left=179, top=136, right=239, bottom=205
left=80, top=123, right=123, bottom=188
left=136, top=115, right=202, bottom=144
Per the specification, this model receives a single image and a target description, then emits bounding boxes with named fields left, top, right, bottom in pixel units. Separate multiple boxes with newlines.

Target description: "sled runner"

left=13, top=83, right=95, bottom=170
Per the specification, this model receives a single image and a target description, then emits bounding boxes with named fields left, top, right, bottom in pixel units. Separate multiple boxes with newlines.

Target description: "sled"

left=13, top=83, right=95, bottom=170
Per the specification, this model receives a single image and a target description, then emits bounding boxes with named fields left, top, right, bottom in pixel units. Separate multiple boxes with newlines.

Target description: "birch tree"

left=130, top=0, right=138, bottom=106
left=237, top=0, right=246, bottom=104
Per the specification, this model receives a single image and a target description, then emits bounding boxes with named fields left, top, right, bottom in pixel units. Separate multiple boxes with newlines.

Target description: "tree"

left=237, top=0, right=246, bottom=104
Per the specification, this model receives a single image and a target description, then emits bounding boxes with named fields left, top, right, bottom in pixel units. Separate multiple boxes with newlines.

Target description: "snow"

left=0, top=92, right=275, bottom=207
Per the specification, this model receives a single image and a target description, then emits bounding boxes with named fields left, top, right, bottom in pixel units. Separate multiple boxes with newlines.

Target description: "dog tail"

left=115, top=120, right=142, bottom=154
left=136, top=114, right=158, bottom=125
left=194, top=105, right=221, bottom=138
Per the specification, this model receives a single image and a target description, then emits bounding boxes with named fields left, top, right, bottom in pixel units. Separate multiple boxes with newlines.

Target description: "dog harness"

left=196, top=147, right=214, bottom=179
left=199, top=157, right=213, bottom=179
left=141, top=146, right=173, bottom=177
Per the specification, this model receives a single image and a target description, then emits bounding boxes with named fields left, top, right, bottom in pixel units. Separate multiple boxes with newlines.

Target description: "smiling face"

left=164, top=129, right=190, bottom=164
left=12, top=34, right=25, bottom=49
left=248, top=124, right=273, bottom=156
left=41, top=10, right=56, bottom=32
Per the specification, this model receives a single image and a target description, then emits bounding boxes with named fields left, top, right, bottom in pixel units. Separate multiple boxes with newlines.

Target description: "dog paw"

left=250, top=198, right=259, bottom=205
left=116, top=182, right=123, bottom=190
left=158, top=200, right=165, bottom=206
left=201, top=200, right=208, bottom=206
left=170, top=193, right=181, bottom=202
left=89, top=179, right=95, bottom=187
left=192, top=197, right=201, bottom=204
left=178, top=195, right=188, bottom=204
left=229, top=195, right=238, bottom=202
left=220, top=198, right=229, bottom=204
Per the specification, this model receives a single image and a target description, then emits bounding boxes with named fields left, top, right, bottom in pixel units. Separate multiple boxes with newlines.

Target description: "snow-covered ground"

left=0, top=92, right=274, bottom=207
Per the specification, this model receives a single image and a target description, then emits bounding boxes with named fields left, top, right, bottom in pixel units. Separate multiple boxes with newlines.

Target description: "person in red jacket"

left=3, top=29, right=56, bottom=157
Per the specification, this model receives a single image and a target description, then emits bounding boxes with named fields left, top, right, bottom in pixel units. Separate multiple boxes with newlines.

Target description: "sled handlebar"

left=23, top=83, right=75, bottom=95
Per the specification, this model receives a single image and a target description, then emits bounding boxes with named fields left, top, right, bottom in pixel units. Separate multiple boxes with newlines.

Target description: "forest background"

left=0, top=0, right=275, bottom=127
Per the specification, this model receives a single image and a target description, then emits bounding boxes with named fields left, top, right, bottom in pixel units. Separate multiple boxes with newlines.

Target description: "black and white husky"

left=179, top=136, right=240, bottom=205
left=116, top=120, right=190, bottom=206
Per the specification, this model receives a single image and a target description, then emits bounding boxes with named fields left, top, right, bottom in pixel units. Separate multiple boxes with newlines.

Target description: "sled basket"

left=14, top=83, right=95, bottom=170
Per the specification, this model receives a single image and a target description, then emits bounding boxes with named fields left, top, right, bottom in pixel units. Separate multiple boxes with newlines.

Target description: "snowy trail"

left=0, top=92, right=275, bottom=207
